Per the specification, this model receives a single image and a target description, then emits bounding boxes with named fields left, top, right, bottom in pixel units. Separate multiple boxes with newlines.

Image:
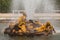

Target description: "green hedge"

left=0, top=0, right=11, bottom=13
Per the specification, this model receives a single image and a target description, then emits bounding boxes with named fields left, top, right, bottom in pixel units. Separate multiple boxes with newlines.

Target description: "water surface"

left=0, top=19, right=60, bottom=40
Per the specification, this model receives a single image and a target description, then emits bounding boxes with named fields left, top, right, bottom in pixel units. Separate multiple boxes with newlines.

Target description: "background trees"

left=0, top=0, right=11, bottom=13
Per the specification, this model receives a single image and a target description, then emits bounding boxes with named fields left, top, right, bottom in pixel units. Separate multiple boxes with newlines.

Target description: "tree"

left=0, top=0, right=11, bottom=13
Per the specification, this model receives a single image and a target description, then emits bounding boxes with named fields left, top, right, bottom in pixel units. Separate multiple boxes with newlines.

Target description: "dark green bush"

left=0, top=0, right=11, bottom=13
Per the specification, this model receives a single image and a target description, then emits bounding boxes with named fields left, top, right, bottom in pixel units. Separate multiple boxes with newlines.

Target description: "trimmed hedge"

left=0, top=0, right=11, bottom=13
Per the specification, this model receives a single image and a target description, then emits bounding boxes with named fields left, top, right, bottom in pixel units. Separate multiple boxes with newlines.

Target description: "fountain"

left=23, top=0, right=40, bottom=20
left=11, top=0, right=24, bottom=14
left=10, top=0, right=60, bottom=34
left=10, top=0, right=56, bottom=19
left=43, top=0, right=55, bottom=13
left=35, top=0, right=55, bottom=13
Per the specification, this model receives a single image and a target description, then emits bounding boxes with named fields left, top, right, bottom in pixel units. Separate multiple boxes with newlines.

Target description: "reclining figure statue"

left=4, top=11, right=56, bottom=36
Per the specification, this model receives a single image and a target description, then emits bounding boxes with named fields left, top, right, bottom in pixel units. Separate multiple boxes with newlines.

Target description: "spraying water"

left=43, top=0, right=55, bottom=13
left=10, top=0, right=60, bottom=33
left=11, top=0, right=24, bottom=12
left=23, top=0, right=40, bottom=20
left=11, top=0, right=20, bottom=10
left=35, top=0, right=55, bottom=13
left=11, top=0, right=55, bottom=19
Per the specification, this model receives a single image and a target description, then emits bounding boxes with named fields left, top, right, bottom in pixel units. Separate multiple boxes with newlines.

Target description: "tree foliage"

left=0, top=0, right=11, bottom=13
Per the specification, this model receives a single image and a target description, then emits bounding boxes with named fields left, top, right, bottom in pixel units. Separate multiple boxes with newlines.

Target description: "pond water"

left=0, top=19, right=60, bottom=40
